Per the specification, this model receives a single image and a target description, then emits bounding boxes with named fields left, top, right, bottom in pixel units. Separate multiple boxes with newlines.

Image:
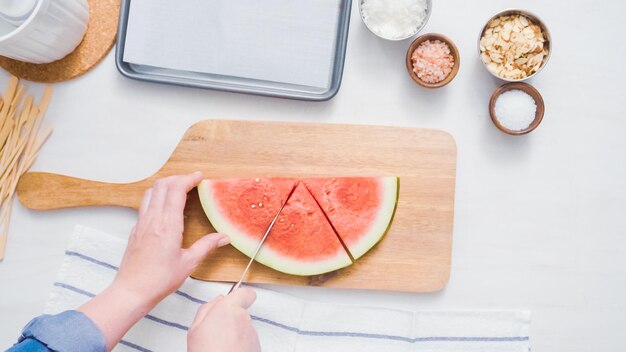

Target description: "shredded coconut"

left=361, top=0, right=428, bottom=40
left=494, top=89, right=537, bottom=131
left=411, top=40, right=455, bottom=84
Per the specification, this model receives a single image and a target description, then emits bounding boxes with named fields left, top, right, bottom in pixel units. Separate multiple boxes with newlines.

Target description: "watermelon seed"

left=250, top=204, right=256, bottom=208
left=290, top=223, right=295, bottom=228
left=279, top=218, right=285, bottom=223
left=258, top=202, right=263, bottom=207
left=328, top=207, right=335, bottom=212
left=255, top=178, right=260, bottom=182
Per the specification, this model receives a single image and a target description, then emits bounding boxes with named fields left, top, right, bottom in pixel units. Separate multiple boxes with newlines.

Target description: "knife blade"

left=228, top=184, right=296, bottom=294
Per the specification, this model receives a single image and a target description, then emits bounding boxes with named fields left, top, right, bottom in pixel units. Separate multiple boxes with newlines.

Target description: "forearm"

left=9, top=311, right=106, bottom=352
left=10, top=174, right=223, bottom=352
left=78, top=282, right=155, bottom=351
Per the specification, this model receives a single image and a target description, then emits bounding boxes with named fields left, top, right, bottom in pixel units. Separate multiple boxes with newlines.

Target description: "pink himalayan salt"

left=411, top=40, right=455, bottom=84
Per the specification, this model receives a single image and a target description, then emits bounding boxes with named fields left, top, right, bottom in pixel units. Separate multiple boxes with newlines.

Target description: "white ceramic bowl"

left=358, top=0, right=432, bottom=41
left=0, top=0, right=89, bottom=63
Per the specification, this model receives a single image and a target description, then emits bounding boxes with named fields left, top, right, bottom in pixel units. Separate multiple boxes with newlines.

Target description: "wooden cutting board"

left=17, top=120, right=457, bottom=292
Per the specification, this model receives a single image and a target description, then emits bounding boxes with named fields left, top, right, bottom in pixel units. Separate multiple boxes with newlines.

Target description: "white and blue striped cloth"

left=45, top=226, right=531, bottom=352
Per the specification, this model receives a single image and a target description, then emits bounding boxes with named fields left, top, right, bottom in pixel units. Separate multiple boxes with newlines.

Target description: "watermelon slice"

left=198, top=179, right=352, bottom=275
left=303, top=177, right=399, bottom=260
left=197, top=176, right=398, bottom=276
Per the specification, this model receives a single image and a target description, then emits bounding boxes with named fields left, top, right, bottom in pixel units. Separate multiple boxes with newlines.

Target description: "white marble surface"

left=1, top=0, right=626, bottom=350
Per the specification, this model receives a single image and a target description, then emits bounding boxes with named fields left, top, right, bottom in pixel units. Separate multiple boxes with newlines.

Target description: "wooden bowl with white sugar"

left=489, top=82, right=545, bottom=135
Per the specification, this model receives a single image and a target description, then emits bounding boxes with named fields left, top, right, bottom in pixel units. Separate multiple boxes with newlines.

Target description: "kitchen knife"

left=227, top=184, right=296, bottom=294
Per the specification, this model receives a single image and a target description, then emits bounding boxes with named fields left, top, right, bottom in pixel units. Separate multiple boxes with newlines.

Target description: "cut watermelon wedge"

left=197, top=176, right=399, bottom=276
left=198, top=179, right=352, bottom=275
left=303, top=177, right=399, bottom=260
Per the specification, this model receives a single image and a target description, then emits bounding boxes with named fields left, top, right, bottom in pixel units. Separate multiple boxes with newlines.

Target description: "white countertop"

left=2, top=0, right=626, bottom=350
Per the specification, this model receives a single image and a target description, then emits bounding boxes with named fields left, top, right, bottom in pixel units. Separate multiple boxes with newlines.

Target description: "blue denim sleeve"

left=7, top=310, right=106, bottom=352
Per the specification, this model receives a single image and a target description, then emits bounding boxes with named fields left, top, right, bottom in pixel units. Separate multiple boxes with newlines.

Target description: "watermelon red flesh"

left=258, top=182, right=352, bottom=274
left=199, top=178, right=297, bottom=243
left=303, top=177, right=399, bottom=260
left=198, top=179, right=352, bottom=276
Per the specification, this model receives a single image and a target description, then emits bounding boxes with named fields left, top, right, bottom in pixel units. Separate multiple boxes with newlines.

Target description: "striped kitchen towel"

left=45, top=225, right=531, bottom=352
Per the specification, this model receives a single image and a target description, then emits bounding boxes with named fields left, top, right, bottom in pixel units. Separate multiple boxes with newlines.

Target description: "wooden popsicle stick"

left=0, top=78, right=53, bottom=261
left=22, top=91, right=50, bottom=162
left=1, top=126, right=50, bottom=205
left=0, top=77, right=18, bottom=117
left=7, top=84, right=24, bottom=120
left=0, top=137, right=27, bottom=182
left=0, top=81, right=18, bottom=156
left=16, top=172, right=152, bottom=210
left=0, top=97, right=36, bottom=184
left=0, top=91, right=29, bottom=161
left=0, top=204, right=12, bottom=259
left=37, top=87, right=52, bottom=117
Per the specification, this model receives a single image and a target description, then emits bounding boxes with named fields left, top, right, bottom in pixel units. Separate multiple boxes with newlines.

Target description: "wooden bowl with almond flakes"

left=478, top=9, right=552, bottom=82
left=406, top=33, right=460, bottom=88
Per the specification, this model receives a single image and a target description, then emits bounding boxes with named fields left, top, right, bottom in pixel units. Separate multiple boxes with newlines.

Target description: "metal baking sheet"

left=115, top=0, right=352, bottom=101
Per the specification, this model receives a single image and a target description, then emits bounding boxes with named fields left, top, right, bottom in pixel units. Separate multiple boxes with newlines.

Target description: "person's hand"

left=112, top=171, right=230, bottom=305
left=79, top=172, right=230, bottom=351
left=188, top=288, right=260, bottom=352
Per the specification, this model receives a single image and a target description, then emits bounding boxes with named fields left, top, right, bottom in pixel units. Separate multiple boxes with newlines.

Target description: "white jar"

left=0, top=0, right=89, bottom=64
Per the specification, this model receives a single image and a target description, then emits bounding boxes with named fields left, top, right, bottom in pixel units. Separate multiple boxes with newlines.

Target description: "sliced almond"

left=515, top=57, right=528, bottom=65
left=484, top=35, right=497, bottom=48
left=504, top=50, right=515, bottom=62
left=501, top=30, right=511, bottom=41
left=522, top=26, right=534, bottom=36
left=510, top=31, right=522, bottom=43
left=489, top=52, right=503, bottom=63
left=481, top=52, right=492, bottom=64
left=519, top=15, right=529, bottom=26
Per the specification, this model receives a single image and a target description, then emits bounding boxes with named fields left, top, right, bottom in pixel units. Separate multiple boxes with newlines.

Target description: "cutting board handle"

left=17, top=172, right=150, bottom=210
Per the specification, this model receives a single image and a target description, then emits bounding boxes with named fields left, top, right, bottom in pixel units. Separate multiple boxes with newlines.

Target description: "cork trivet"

left=0, top=0, right=120, bottom=83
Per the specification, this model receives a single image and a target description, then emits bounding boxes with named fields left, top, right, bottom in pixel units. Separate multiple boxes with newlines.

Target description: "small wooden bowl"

left=489, top=82, right=545, bottom=135
left=406, top=33, right=460, bottom=88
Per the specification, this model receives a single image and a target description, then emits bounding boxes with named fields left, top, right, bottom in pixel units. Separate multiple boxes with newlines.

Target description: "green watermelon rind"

left=197, top=180, right=353, bottom=276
